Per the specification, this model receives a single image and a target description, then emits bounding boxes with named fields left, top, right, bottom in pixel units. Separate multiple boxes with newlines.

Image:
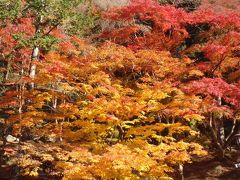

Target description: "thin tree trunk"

left=226, top=118, right=236, bottom=142
left=236, top=124, right=240, bottom=147
left=18, top=62, right=25, bottom=124
left=209, top=112, right=225, bottom=156
left=52, top=96, right=58, bottom=125
left=217, top=97, right=225, bottom=145
left=29, top=3, right=44, bottom=89
left=29, top=47, right=39, bottom=89
left=4, top=58, right=12, bottom=82
left=179, top=164, right=184, bottom=180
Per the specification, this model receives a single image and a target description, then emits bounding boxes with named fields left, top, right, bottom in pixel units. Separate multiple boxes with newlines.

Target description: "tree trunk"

left=217, top=97, right=225, bottom=145
left=29, top=47, right=39, bottom=89
left=4, top=58, right=12, bottom=82
left=236, top=124, right=240, bottom=147
left=29, top=1, right=44, bottom=89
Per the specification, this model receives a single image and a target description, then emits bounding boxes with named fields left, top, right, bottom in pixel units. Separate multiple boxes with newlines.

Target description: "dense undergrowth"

left=0, top=0, right=240, bottom=179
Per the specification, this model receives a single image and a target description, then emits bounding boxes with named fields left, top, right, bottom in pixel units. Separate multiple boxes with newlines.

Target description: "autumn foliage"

left=0, top=0, right=240, bottom=179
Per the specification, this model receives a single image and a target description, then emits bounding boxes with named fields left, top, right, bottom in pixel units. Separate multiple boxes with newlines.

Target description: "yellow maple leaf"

left=183, top=114, right=205, bottom=122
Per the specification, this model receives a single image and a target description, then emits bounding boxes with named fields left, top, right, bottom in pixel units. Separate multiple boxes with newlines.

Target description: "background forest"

left=0, top=0, right=240, bottom=179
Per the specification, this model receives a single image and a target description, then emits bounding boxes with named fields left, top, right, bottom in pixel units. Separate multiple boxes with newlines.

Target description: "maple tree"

left=0, top=0, right=240, bottom=179
left=0, top=40, right=207, bottom=178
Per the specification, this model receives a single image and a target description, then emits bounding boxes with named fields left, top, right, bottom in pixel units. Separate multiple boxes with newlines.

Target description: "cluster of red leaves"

left=101, top=0, right=240, bottom=53
left=0, top=18, right=35, bottom=71
left=183, top=78, right=240, bottom=109
left=199, top=31, right=240, bottom=77
left=101, top=0, right=191, bottom=51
